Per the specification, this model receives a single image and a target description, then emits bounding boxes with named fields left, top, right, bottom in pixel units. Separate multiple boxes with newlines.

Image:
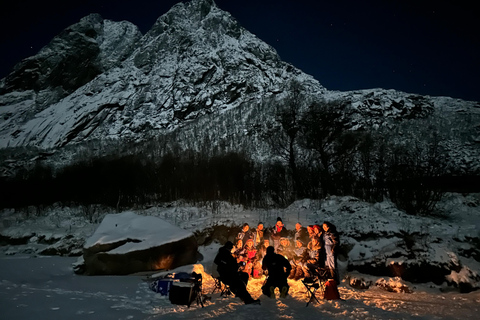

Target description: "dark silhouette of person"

left=214, top=241, right=260, bottom=304
left=261, top=246, right=292, bottom=298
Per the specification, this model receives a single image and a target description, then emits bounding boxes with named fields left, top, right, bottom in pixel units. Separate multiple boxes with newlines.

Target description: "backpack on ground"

left=323, top=279, right=340, bottom=300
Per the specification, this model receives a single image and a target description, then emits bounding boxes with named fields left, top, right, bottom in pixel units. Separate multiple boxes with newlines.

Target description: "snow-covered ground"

left=1, top=246, right=480, bottom=320
left=1, top=194, right=480, bottom=319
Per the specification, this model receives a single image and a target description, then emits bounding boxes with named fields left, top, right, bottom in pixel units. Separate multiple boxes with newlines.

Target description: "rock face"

left=82, top=212, right=198, bottom=275
left=0, top=14, right=141, bottom=109
left=0, top=0, right=323, bottom=150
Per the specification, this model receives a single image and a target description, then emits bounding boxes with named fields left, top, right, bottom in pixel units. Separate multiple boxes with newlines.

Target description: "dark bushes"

left=0, top=153, right=262, bottom=209
left=1, top=147, right=475, bottom=215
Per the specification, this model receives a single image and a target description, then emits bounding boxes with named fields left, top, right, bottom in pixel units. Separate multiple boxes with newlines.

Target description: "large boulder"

left=82, top=212, right=198, bottom=275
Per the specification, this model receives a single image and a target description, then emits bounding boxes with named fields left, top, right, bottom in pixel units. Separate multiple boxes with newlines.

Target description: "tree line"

left=1, top=82, right=478, bottom=215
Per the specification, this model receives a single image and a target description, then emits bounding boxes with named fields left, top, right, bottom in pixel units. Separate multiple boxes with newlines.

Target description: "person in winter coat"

left=242, top=238, right=257, bottom=278
left=270, top=217, right=288, bottom=252
left=253, top=238, right=270, bottom=278
left=232, top=239, right=245, bottom=269
left=322, top=221, right=340, bottom=282
left=277, top=237, right=294, bottom=261
left=312, top=224, right=322, bottom=239
left=262, top=246, right=292, bottom=298
left=294, top=222, right=309, bottom=245
left=253, top=222, right=265, bottom=247
left=214, top=241, right=260, bottom=305
left=236, top=223, right=254, bottom=244
left=302, top=236, right=323, bottom=279
left=307, top=225, right=315, bottom=239
left=290, top=239, right=307, bottom=280
left=234, top=238, right=243, bottom=252
left=256, top=238, right=270, bottom=260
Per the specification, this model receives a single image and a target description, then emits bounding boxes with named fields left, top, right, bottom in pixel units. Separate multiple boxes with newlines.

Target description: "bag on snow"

left=149, top=278, right=179, bottom=296
left=323, top=279, right=340, bottom=300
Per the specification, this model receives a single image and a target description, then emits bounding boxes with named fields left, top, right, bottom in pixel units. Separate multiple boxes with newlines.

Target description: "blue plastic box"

left=150, top=278, right=179, bottom=296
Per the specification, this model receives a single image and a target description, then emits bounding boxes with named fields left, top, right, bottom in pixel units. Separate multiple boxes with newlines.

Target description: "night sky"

left=0, top=0, right=478, bottom=101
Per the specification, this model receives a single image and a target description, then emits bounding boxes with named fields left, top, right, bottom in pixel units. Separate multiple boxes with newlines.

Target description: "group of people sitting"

left=213, top=217, right=340, bottom=304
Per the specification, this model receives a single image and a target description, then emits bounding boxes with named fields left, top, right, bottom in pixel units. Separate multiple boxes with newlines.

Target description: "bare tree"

left=386, top=129, right=448, bottom=216
left=299, top=99, right=356, bottom=196
left=265, top=80, right=306, bottom=199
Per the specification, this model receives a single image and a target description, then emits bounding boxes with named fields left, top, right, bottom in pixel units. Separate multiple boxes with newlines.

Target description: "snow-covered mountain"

left=0, top=0, right=479, bottom=174
left=0, top=0, right=322, bottom=150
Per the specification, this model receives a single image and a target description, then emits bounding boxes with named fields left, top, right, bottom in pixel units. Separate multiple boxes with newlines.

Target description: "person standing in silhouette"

left=262, top=246, right=292, bottom=298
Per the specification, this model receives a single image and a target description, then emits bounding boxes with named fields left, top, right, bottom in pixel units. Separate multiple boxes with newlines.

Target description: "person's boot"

left=269, top=286, right=276, bottom=299
left=280, top=286, right=288, bottom=298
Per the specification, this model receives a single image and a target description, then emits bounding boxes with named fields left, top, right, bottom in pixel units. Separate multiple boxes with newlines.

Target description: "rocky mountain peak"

left=131, top=0, right=282, bottom=78
left=152, top=0, right=239, bottom=37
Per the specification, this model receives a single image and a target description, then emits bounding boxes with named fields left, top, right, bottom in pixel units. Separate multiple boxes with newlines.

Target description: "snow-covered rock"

left=38, top=235, right=85, bottom=257
left=375, top=276, right=413, bottom=293
left=346, top=273, right=373, bottom=290
left=446, top=266, right=480, bottom=293
left=82, top=212, right=198, bottom=275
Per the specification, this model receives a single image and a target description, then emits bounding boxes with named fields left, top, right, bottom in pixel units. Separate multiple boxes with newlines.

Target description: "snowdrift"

left=82, top=212, right=198, bottom=275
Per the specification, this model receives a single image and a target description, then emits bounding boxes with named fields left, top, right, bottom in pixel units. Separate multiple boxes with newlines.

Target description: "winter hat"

left=224, top=241, right=234, bottom=250
left=276, top=217, right=283, bottom=223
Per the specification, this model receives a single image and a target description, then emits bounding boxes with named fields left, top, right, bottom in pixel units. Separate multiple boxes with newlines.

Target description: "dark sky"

left=0, top=0, right=478, bottom=101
